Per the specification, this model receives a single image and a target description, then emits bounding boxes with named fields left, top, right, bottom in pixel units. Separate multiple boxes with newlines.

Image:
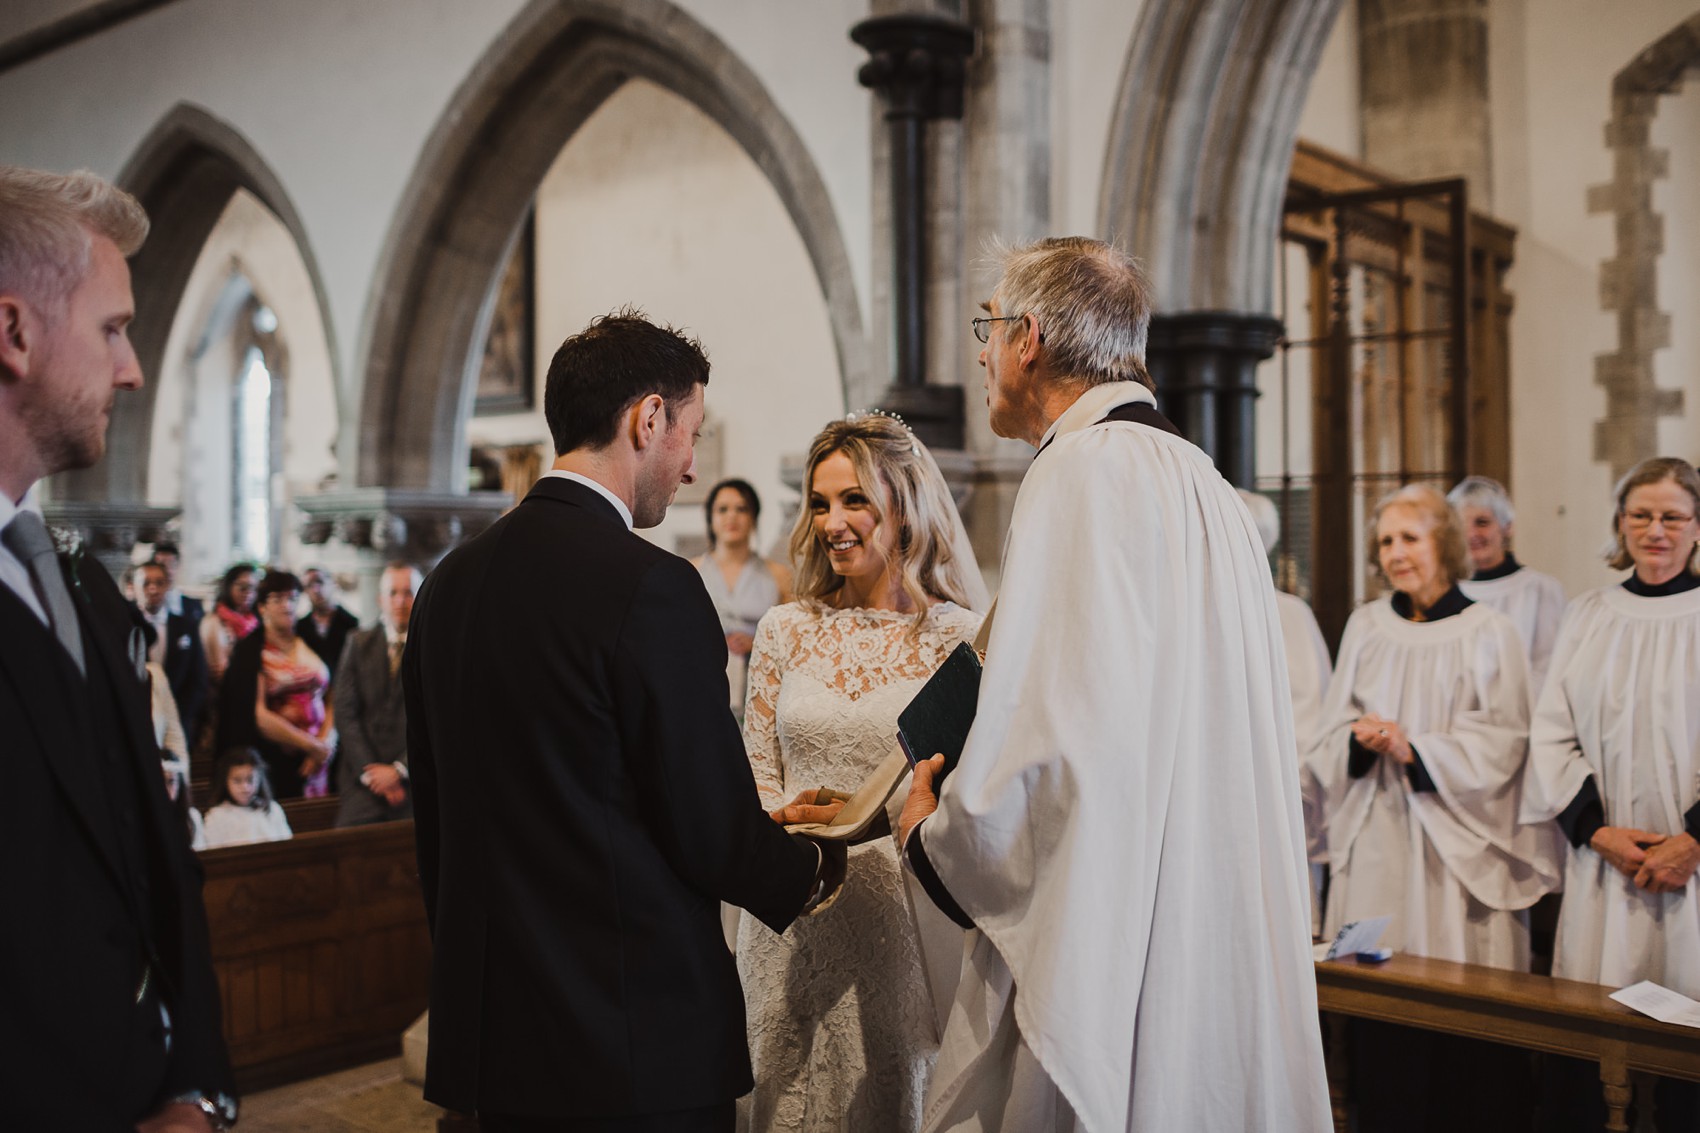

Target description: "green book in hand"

left=897, top=641, right=983, bottom=782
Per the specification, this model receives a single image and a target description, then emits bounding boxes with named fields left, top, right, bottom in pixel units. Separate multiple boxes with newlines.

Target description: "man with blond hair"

left=0, top=166, right=235, bottom=1131
left=898, top=237, right=1330, bottom=1131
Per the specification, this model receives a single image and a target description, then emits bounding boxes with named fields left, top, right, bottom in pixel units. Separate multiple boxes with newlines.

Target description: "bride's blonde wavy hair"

left=789, top=415, right=975, bottom=633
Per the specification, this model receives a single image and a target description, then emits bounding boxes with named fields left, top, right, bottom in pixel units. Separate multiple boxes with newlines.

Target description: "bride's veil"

left=912, top=438, right=993, bottom=614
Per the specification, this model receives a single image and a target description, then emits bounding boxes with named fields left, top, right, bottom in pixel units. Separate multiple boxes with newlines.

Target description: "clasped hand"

left=1351, top=714, right=1413, bottom=765
left=1592, top=826, right=1700, bottom=892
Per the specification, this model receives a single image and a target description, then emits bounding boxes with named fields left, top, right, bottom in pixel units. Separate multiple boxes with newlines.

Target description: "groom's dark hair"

left=543, top=306, right=710, bottom=456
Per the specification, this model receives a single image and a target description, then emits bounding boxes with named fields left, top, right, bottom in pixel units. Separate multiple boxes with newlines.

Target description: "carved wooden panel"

left=199, top=821, right=429, bottom=1089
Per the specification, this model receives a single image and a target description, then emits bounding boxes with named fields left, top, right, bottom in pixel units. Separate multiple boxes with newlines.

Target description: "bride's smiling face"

left=809, top=450, right=897, bottom=587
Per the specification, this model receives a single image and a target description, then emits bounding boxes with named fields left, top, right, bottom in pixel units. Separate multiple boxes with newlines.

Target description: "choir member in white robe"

left=1239, top=488, right=1333, bottom=928
left=897, top=237, right=1330, bottom=1133
left=1309, top=484, right=1560, bottom=968
left=1519, top=457, right=1700, bottom=1132
left=1307, top=484, right=1560, bottom=1132
left=1447, top=475, right=1567, bottom=692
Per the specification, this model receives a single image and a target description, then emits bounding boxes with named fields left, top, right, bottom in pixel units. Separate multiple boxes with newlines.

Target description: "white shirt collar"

left=0, top=483, right=42, bottom=529
left=541, top=469, right=634, bottom=530
left=1036, top=381, right=1157, bottom=451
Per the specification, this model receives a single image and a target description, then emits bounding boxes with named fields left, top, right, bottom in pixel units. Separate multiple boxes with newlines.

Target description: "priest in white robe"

left=1519, top=457, right=1700, bottom=1132
left=1447, top=475, right=1567, bottom=692
left=896, top=237, right=1330, bottom=1133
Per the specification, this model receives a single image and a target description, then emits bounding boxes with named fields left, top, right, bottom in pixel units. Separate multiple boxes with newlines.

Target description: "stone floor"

left=237, top=1058, right=443, bottom=1133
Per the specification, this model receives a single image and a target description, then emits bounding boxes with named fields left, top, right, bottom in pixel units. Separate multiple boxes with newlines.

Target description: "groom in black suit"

left=405, top=310, right=843, bottom=1132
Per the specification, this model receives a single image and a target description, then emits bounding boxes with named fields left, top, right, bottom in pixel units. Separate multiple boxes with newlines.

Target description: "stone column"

left=294, top=489, right=510, bottom=615
left=852, top=11, right=976, bottom=451
left=1358, top=0, right=1492, bottom=205
left=42, top=501, right=180, bottom=580
left=1146, top=312, right=1284, bottom=488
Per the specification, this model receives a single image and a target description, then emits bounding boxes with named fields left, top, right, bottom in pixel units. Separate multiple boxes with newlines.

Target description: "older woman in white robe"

left=1447, top=476, right=1567, bottom=692
left=1308, top=484, right=1561, bottom=968
left=1520, top=457, right=1700, bottom=1132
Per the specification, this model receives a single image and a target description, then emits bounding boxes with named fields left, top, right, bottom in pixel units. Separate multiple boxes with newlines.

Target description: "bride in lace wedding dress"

left=736, top=415, right=987, bottom=1132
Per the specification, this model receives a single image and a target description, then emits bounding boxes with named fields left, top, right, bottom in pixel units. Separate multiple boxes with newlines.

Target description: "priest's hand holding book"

left=898, top=754, right=945, bottom=850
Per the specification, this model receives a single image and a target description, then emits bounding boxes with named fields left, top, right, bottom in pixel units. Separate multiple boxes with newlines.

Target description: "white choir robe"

left=1277, top=591, right=1333, bottom=930
left=1520, top=585, right=1700, bottom=997
left=914, top=383, right=1331, bottom=1133
left=1307, top=599, right=1561, bottom=970
left=1461, top=565, right=1566, bottom=693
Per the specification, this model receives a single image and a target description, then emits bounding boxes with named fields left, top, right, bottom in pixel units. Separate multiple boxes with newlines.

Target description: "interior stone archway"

left=54, top=102, right=338, bottom=505
left=354, top=0, right=867, bottom=492
left=1098, top=0, right=1342, bottom=315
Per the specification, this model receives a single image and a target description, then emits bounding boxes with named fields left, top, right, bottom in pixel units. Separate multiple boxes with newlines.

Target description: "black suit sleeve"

left=79, top=560, right=234, bottom=1103
left=612, top=556, right=818, bottom=932
left=403, top=584, right=441, bottom=936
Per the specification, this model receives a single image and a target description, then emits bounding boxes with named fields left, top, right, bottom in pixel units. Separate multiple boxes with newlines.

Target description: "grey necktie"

left=3, top=511, right=85, bottom=677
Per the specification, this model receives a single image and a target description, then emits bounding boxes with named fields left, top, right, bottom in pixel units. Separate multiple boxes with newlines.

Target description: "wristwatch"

left=167, top=1090, right=238, bottom=1131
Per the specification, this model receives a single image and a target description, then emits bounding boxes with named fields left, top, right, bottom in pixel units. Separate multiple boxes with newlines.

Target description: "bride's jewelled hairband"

left=845, top=408, right=920, bottom=455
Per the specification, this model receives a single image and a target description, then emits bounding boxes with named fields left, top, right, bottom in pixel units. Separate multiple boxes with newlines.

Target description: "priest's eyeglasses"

left=972, top=315, right=1023, bottom=343
left=1623, top=510, right=1696, bottom=531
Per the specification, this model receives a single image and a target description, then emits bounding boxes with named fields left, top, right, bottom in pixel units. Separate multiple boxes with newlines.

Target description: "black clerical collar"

left=1623, top=571, right=1700, bottom=597
left=1391, top=584, right=1474, bottom=622
left=1472, top=553, right=1522, bottom=582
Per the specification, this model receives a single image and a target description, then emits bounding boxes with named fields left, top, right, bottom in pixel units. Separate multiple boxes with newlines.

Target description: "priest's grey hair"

left=1367, top=483, right=1471, bottom=588
left=989, top=236, right=1154, bottom=392
left=1606, top=457, right=1700, bottom=574
left=0, top=167, right=148, bottom=319
left=1446, top=475, right=1515, bottom=529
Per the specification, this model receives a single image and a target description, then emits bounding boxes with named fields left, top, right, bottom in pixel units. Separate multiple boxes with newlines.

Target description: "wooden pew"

left=198, top=820, right=429, bottom=1091
left=1316, top=955, right=1700, bottom=1132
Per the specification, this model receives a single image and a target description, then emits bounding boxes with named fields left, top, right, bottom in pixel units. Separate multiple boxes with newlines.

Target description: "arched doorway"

left=53, top=102, right=339, bottom=507
left=355, top=0, right=866, bottom=494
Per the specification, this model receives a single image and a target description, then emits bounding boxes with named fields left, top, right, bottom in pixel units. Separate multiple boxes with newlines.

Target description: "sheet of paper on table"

left=1314, top=915, right=1392, bottom=962
left=1609, top=981, right=1700, bottom=1028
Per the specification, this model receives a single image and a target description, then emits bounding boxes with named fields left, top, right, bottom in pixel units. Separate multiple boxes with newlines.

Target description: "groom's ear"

left=629, top=393, right=667, bottom=452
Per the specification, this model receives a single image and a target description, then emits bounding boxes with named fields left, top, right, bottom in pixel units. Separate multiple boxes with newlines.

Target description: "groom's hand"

left=770, top=787, right=849, bottom=827
left=898, top=754, right=945, bottom=849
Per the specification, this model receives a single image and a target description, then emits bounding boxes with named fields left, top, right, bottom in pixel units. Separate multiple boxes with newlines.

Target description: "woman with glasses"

left=1522, top=457, right=1700, bottom=1129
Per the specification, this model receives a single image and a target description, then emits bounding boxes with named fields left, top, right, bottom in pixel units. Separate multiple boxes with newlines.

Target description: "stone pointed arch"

left=1098, top=0, right=1342, bottom=314
left=355, top=0, right=868, bottom=491
left=55, top=102, right=338, bottom=504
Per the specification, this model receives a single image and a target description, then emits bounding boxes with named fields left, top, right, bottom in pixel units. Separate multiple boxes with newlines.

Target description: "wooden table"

left=1315, top=955, right=1700, bottom=1132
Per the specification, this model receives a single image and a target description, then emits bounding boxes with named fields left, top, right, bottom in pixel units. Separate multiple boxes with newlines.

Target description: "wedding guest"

left=334, top=563, right=418, bottom=826
left=1522, top=457, right=1700, bottom=1132
left=737, top=414, right=986, bottom=1132
left=1448, top=475, right=1567, bottom=691
left=200, top=563, right=257, bottom=683
left=219, top=570, right=333, bottom=799
left=153, top=540, right=204, bottom=622
left=201, top=748, right=292, bottom=848
left=137, top=558, right=207, bottom=739
left=296, top=566, right=358, bottom=682
left=691, top=478, right=792, bottom=723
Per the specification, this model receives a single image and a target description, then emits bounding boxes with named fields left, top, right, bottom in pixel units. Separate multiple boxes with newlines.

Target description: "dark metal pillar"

left=852, top=12, right=975, bottom=450
left=1145, top=311, right=1283, bottom=489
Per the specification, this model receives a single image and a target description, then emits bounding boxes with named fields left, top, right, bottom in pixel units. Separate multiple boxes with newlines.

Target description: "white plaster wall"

left=1052, top=0, right=1150, bottom=236
left=0, top=0, right=873, bottom=438
left=146, top=190, right=339, bottom=591
left=1489, top=0, right=1700, bottom=597
left=466, top=80, right=843, bottom=558
left=1651, top=72, right=1700, bottom=466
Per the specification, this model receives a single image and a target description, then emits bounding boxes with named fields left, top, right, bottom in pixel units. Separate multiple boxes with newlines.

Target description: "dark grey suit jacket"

left=333, top=624, right=411, bottom=826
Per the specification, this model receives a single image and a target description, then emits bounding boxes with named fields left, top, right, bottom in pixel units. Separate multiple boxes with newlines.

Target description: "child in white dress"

left=202, top=747, right=293, bottom=848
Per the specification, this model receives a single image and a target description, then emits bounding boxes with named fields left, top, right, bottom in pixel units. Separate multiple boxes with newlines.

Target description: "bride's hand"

left=770, top=787, right=849, bottom=826
left=898, top=755, right=945, bottom=849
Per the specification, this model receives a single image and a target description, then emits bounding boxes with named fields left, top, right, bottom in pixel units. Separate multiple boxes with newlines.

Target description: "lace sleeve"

left=741, top=606, right=789, bottom=810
